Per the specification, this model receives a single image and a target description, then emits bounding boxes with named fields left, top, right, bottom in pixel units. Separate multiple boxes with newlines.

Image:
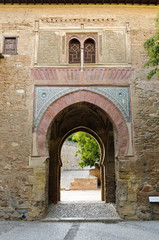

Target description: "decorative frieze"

left=32, top=67, right=134, bottom=84
left=41, top=17, right=117, bottom=24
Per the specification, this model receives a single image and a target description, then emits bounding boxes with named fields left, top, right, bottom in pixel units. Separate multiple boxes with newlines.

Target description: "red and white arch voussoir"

left=36, top=90, right=129, bottom=157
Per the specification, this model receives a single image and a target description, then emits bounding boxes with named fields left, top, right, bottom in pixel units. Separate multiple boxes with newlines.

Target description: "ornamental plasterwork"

left=34, top=86, right=130, bottom=132
left=66, top=33, right=98, bottom=44
left=41, top=17, right=117, bottom=24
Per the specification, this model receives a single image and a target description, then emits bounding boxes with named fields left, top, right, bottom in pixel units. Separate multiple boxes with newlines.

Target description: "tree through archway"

left=60, top=131, right=102, bottom=202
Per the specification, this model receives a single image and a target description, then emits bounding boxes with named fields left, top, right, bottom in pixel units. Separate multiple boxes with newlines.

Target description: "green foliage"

left=72, top=132, right=101, bottom=168
left=67, top=134, right=77, bottom=142
left=143, top=17, right=159, bottom=80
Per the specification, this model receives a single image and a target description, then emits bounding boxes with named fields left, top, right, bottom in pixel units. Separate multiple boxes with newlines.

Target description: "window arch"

left=84, top=38, right=95, bottom=63
left=69, top=38, right=80, bottom=64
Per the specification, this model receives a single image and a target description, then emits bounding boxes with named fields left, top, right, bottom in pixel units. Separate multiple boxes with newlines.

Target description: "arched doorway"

left=47, top=101, right=116, bottom=204
left=35, top=90, right=129, bottom=209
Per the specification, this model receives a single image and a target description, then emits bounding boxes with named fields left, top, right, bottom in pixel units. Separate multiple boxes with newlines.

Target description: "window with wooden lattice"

left=69, top=38, right=80, bottom=64
left=3, top=37, right=17, bottom=55
left=84, top=38, right=95, bottom=63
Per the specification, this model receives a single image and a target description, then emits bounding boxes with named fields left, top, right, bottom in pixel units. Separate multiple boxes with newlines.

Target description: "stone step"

left=42, top=217, right=121, bottom=223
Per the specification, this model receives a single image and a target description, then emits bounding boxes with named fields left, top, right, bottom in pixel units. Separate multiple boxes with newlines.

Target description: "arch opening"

left=84, top=38, right=96, bottom=63
left=69, top=38, right=81, bottom=64
left=60, top=130, right=102, bottom=202
left=60, top=126, right=105, bottom=165
left=46, top=101, right=116, bottom=205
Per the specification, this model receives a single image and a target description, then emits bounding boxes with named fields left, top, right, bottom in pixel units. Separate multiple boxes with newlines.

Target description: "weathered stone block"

left=70, top=177, right=98, bottom=190
left=116, top=181, right=128, bottom=201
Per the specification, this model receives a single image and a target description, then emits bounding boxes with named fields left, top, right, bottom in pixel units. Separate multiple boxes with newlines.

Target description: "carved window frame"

left=3, top=36, right=18, bottom=55
left=66, top=33, right=98, bottom=65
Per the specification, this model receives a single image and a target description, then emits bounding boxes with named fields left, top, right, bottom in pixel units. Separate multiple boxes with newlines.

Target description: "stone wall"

left=0, top=5, right=159, bottom=220
left=61, top=141, right=80, bottom=169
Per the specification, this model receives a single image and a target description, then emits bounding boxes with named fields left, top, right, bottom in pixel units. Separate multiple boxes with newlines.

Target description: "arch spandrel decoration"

left=34, top=87, right=134, bottom=157
left=34, top=86, right=130, bottom=132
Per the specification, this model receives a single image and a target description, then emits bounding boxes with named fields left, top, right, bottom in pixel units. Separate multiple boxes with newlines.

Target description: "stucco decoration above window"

left=36, top=23, right=130, bottom=66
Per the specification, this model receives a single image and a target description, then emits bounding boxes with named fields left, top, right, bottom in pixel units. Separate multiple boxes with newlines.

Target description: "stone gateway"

left=0, top=2, right=159, bottom=220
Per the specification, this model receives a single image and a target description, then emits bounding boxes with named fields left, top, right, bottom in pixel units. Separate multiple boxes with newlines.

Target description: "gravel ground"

left=46, top=202, right=120, bottom=219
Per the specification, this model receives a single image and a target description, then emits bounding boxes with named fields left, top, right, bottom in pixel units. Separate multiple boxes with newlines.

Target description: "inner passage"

left=60, top=131, right=102, bottom=202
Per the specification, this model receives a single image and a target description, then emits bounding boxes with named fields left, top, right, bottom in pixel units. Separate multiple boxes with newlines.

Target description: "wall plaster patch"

left=34, top=86, right=130, bottom=132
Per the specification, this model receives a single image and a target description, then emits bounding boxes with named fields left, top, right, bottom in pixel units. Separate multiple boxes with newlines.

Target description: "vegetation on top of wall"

left=72, top=132, right=101, bottom=168
left=143, top=16, right=159, bottom=80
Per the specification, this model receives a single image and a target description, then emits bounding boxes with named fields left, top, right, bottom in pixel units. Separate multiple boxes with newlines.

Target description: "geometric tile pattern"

left=34, top=86, right=130, bottom=132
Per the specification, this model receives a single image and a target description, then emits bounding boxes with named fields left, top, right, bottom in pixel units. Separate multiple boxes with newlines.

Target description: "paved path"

left=61, top=190, right=101, bottom=201
left=0, top=221, right=159, bottom=240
